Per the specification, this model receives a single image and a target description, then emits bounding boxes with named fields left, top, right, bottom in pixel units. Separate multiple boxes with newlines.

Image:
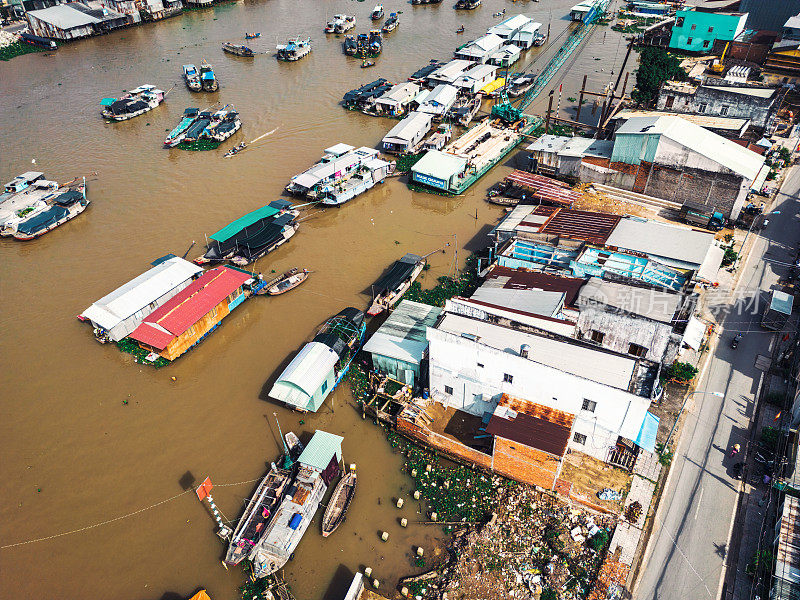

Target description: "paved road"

left=636, top=166, right=800, bottom=600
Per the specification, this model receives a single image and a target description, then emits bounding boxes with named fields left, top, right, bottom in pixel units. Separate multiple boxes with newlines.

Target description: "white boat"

left=12, top=186, right=90, bottom=241
left=327, top=14, right=356, bottom=33
left=0, top=176, right=60, bottom=234
left=183, top=64, right=201, bottom=91
left=101, top=85, right=166, bottom=121
left=276, top=37, right=312, bottom=61
left=371, top=4, right=383, bottom=19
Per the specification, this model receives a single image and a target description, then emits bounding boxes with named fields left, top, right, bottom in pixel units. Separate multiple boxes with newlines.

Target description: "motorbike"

left=731, top=333, right=742, bottom=349
left=731, top=462, right=744, bottom=479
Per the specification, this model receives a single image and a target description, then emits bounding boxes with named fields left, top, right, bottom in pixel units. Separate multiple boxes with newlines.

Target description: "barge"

left=199, top=61, right=219, bottom=91
left=183, top=64, right=202, bottom=91
left=222, top=42, right=254, bottom=57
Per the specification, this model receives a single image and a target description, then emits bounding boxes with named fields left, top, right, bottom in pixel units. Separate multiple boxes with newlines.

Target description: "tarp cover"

left=210, top=204, right=282, bottom=242
left=634, top=411, right=659, bottom=453
left=372, top=254, right=421, bottom=295
left=16, top=205, right=68, bottom=236
left=53, top=190, right=83, bottom=206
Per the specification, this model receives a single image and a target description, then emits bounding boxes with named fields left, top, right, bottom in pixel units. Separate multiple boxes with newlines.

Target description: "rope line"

left=1, top=477, right=262, bottom=550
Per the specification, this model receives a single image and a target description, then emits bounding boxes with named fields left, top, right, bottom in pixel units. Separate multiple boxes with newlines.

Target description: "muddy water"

left=0, top=1, right=632, bottom=598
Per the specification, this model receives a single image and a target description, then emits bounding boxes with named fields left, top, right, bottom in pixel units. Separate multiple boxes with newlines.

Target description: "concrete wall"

left=670, top=10, right=747, bottom=52
left=656, top=84, right=778, bottom=130
left=575, top=307, right=674, bottom=363
left=427, top=326, right=651, bottom=461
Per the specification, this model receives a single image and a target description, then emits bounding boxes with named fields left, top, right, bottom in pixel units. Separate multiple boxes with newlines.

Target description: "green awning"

left=209, top=204, right=280, bottom=242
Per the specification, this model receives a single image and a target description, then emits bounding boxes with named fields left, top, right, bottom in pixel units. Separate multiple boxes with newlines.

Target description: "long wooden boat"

left=222, top=42, right=254, bottom=57
left=263, top=268, right=309, bottom=295
left=367, top=253, right=426, bottom=316
left=486, top=195, right=518, bottom=206
left=321, top=468, right=356, bottom=537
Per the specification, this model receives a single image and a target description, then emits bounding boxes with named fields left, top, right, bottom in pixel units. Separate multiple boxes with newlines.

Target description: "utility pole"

left=576, top=74, right=588, bottom=123
left=545, top=91, right=554, bottom=134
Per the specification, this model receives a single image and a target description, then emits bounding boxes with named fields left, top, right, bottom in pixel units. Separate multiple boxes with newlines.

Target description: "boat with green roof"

left=195, top=199, right=299, bottom=265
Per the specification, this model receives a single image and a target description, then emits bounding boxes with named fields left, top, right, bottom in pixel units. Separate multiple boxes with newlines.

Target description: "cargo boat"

left=164, top=108, right=200, bottom=147
left=276, top=37, right=312, bottom=61
left=101, top=85, right=165, bottom=121
left=183, top=64, right=202, bottom=91
left=12, top=186, right=90, bottom=241
left=199, top=61, right=219, bottom=91
left=222, top=42, right=254, bottom=57
left=367, top=253, right=426, bottom=315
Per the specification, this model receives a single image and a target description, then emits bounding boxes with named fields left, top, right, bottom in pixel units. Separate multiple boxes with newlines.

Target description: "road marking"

left=694, top=487, right=703, bottom=520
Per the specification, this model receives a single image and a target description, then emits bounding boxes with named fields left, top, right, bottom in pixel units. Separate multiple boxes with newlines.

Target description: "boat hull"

left=321, top=471, right=356, bottom=537
left=230, top=224, right=297, bottom=266
left=13, top=201, right=89, bottom=241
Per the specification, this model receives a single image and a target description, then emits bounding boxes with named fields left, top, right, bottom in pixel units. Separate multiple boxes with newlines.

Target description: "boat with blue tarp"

left=276, top=37, right=312, bottom=61
left=183, top=64, right=201, bottom=91
left=164, top=108, right=200, bottom=147
left=101, top=85, right=166, bottom=121
left=199, top=61, right=218, bottom=91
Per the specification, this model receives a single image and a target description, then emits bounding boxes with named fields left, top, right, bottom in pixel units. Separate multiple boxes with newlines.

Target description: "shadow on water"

left=321, top=564, right=356, bottom=600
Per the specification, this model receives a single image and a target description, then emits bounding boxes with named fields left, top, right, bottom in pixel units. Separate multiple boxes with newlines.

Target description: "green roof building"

left=669, top=9, right=747, bottom=53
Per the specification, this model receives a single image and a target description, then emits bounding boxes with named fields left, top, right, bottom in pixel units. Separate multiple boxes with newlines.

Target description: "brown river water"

left=0, top=1, right=633, bottom=598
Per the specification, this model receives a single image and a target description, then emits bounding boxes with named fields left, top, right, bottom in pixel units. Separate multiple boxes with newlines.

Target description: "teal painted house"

left=669, top=9, right=747, bottom=53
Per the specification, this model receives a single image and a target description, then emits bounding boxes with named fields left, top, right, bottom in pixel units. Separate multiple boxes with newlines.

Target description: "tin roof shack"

left=762, top=290, right=794, bottom=331
left=426, top=59, right=473, bottom=87
left=669, top=9, right=747, bottom=53
left=373, top=82, right=421, bottom=117
left=556, top=137, right=614, bottom=178
left=656, top=81, right=781, bottom=132
left=772, top=495, right=800, bottom=600
left=26, top=3, right=101, bottom=39
left=128, top=266, right=253, bottom=362
left=411, top=149, right=468, bottom=191
left=575, top=277, right=692, bottom=364
left=381, top=111, right=432, bottom=154
left=486, top=14, right=534, bottom=40
left=454, top=33, right=505, bottom=63
left=492, top=204, right=621, bottom=244
left=80, top=255, right=203, bottom=343
left=612, top=109, right=751, bottom=138
left=739, top=0, right=800, bottom=33
left=454, top=63, right=499, bottom=94
left=427, top=311, right=661, bottom=463
left=417, top=84, right=459, bottom=119
left=363, top=300, right=443, bottom=386
left=579, top=115, right=768, bottom=220
left=526, top=135, right=572, bottom=174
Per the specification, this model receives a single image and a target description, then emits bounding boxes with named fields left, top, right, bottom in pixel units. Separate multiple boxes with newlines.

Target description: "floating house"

left=128, top=266, right=255, bottom=362
left=80, top=256, right=203, bottom=343
left=364, top=300, right=442, bottom=386
left=417, top=84, right=459, bottom=119
left=286, top=145, right=380, bottom=198
left=426, top=59, right=473, bottom=87
left=374, top=82, right=421, bottom=116
left=454, top=33, right=505, bottom=63
left=270, top=308, right=366, bottom=412
left=486, top=14, right=534, bottom=40
left=455, top=64, right=498, bottom=93
left=488, top=45, right=522, bottom=67
left=26, top=1, right=127, bottom=40
left=382, top=111, right=433, bottom=154
left=509, top=21, right=543, bottom=49
left=411, top=150, right=468, bottom=191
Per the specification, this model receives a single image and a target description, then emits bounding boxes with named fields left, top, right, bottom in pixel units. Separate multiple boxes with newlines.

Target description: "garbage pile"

left=391, top=433, right=616, bottom=600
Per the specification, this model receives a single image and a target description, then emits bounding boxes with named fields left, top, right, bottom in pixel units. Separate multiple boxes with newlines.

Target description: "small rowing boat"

left=321, top=466, right=356, bottom=538
left=258, top=267, right=309, bottom=295
left=224, top=141, right=247, bottom=158
left=245, top=32, right=261, bottom=39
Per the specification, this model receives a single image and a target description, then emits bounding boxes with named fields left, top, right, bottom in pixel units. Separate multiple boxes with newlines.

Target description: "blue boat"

left=164, top=108, right=200, bottom=147
left=199, top=61, right=218, bottom=92
left=183, top=64, right=201, bottom=91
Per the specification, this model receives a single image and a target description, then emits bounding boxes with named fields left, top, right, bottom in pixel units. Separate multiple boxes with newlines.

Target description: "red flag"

left=196, top=477, right=213, bottom=501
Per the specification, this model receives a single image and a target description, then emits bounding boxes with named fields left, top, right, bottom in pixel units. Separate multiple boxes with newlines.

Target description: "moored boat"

left=370, top=3, right=383, bottom=19
left=20, top=32, right=57, bottom=50
left=0, top=174, right=61, bottom=234
left=368, top=29, right=382, bottom=55
left=199, top=61, right=219, bottom=92
left=328, top=14, right=356, bottom=33
left=285, top=431, right=304, bottom=459
left=100, top=85, right=165, bottom=121
left=182, top=111, right=213, bottom=143
left=456, top=0, right=481, bottom=8
left=203, top=109, right=241, bottom=142
left=321, top=466, right=356, bottom=537
left=382, top=12, right=399, bottom=32
left=276, top=37, right=312, bottom=61
left=256, top=267, right=309, bottom=295
left=245, top=32, right=261, bottom=39
left=367, top=253, right=426, bottom=315
left=164, top=107, right=200, bottom=147
left=183, top=64, right=202, bottom=91
left=222, top=42, right=254, bottom=57
left=343, top=35, right=357, bottom=55
left=12, top=185, right=90, bottom=241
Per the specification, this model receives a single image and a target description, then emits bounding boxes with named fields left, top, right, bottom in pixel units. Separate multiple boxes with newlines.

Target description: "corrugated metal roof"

left=421, top=84, right=458, bottom=107
left=129, top=267, right=251, bottom=348
left=771, top=290, right=795, bottom=316
left=411, top=149, right=467, bottom=180
left=210, top=204, right=282, bottom=242
left=364, top=300, right=442, bottom=364
left=428, top=59, right=472, bottom=81
left=614, top=109, right=749, bottom=131
left=605, top=217, right=714, bottom=267
left=437, top=313, right=637, bottom=390
left=615, top=115, right=765, bottom=180
left=487, top=14, right=532, bottom=36
left=504, top=171, right=581, bottom=207
left=376, top=82, right=420, bottom=104
left=270, top=342, right=339, bottom=402
left=704, top=85, right=777, bottom=99
left=81, top=257, right=202, bottom=331
left=526, top=135, right=572, bottom=153
left=459, top=33, right=504, bottom=53
left=486, top=394, right=574, bottom=456
left=485, top=266, right=586, bottom=306
left=473, top=286, right=564, bottom=318
left=577, top=277, right=681, bottom=323
left=382, top=111, right=432, bottom=145
left=459, top=64, right=498, bottom=82
left=696, top=243, right=724, bottom=282
left=522, top=205, right=622, bottom=244
left=28, top=4, right=100, bottom=28
left=297, top=430, right=343, bottom=471
left=559, top=137, right=614, bottom=158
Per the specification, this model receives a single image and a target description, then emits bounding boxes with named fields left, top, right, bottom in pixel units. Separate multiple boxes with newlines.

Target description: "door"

left=665, top=95, right=674, bottom=109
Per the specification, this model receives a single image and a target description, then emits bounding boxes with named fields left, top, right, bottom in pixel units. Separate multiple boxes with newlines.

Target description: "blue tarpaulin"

left=288, top=513, right=302, bottom=530
left=634, top=411, right=659, bottom=453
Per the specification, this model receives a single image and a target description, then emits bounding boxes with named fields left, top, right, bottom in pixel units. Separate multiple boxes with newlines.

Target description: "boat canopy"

left=372, top=254, right=422, bottom=295
left=209, top=199, right=292, bottom=242
left=53, top=190, right=84, bottom=206
left=16, top=205, right=69, bottom=236
left=270, top=341, right=340, bottom=406
left=297, top=430, right=344, bottom=472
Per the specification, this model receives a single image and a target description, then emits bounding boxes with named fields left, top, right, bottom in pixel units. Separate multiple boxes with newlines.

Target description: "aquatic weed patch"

left=116, top=339, right=170, bottom=368
left=177, top=139, right=223, bottom=151
left=404, top=254, right=479, bottom=307
left=0, top=41, right=51, bottom=61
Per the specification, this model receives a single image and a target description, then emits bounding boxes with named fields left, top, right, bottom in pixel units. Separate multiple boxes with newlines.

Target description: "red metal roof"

left=486, top=394, right=575, bottom=458
left=504, top=171, right=581, bottom=207
left=520, top=205, right=622, bottom=245
left=129, top=267, right=251, bottom=349
left=485, top=265, right=586, bottom=306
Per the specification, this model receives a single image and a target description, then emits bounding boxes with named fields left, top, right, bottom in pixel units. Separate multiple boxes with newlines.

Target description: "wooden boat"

left=285, top=431, right=304, bottom=459
left=12, top=185, right=89, bottom=240
left=101, top=85, right=165, bottom=121
left=361, top=60, right=375, bottom=68
left=245, top=32, right=261, bottom=39
left=456, top=25, right=465, bottom=33
left=367, top=253, right=426, bottom=316
left=486, top=195, right=518, bottom=206
left=258, top=267, right=309, bottom=295
left=321, top=467, right=356, bottom=537
left=222, top=42, right=254, bottom=57
left=371, top=4, right=383, bottom=19
left=183, top=64, right=201, bottom=91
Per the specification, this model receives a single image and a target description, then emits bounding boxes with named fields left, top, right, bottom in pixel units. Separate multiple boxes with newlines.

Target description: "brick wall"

left=493, top=436, right=560, bottom=489
left=397, top=416, right=493, bottom=471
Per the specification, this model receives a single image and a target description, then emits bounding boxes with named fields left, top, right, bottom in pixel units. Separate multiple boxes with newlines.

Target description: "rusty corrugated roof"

left=485, top=265, right=586, bottom=307
left=486, top=394, right=574, bottom=457
left=520, top=205, right=622, bottom=245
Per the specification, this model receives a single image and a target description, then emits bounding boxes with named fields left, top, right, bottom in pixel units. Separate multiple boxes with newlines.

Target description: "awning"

left=695, top=244, right=724, bottom=283
left=683, top=316, right=706, bottom=350
left=751, top=163, right=770, bottom=193
left=634, top=411, right=659, bottom=453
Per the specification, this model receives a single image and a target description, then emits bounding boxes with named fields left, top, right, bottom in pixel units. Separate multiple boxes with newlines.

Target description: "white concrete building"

left=427, top=312, right=660, bottom=460
left=426, top=59, right=473, bottom=87
left=454, top=64, right=498, bottom=94
left=454, top=34, right=505, bottom=63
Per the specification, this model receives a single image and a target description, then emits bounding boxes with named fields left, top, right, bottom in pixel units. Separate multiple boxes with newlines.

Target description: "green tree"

left=631, top=47, right=687, bottom=106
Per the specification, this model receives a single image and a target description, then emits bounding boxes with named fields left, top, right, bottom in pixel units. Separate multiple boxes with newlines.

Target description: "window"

left=590, top=330, right=605, bottom=344
left=708, top=26, right=714, bottom=33
left=503, top=373, right=513, bottom=384
left=698, top=102, right=707, bottom=113
left=477, top=363, right=484, bottom=368
left=573, top=432, right=587, bottom=445
left=690, top=23, right=696, bottom=31
left=186, top=325, right=196, bottom=336
left=321, top=380, right=328, bottom=393
left=209, top=306, right=218, bottom=318
left=687, top=37, right=693, bottom=45
left=582, top=399, right=597, bottom=412
left=665, top=95, right=675, bottom=109
left=444, top=385, right=453, bottom=395
left=628, top=343, right=648, bottom=358
left=720, top=105, right=729, bottom=115
left=676, top=16, right=684, bottom=27
left=703, top=40, right=710, bottom=48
